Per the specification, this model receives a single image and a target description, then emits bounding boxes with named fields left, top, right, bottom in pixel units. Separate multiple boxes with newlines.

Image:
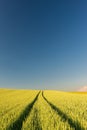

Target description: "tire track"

left=6, top=91, right=40, bottom=130
left=42, top=91, right=85, bottom=130
left=30, top=94, right=42, bottom=130
left=22, top=93, right=42, bottom=130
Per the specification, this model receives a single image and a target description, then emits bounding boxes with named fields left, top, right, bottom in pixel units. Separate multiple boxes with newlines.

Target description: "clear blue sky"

left=0, top=0, right=87, bottom=90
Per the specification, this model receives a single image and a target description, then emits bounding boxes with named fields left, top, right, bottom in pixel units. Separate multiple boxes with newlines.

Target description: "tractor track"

left=42, top=91, right=85, bottom=130
left=6, top=91, right=41, bottom=130
left=6, top=91, right=85, bottom=130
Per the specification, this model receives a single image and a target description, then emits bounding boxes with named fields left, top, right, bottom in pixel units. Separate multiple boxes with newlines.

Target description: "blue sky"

left=0, top=0, right=87, bottom=90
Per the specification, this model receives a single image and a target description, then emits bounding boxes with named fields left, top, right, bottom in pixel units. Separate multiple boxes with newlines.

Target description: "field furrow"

left=22, top=91, right=73, bottom=130
left=7, top=91, right=40, bottom=130
left=42, top=91, right=84, bottom=130
left=0, top=89, right=39, bottom=130
left=0, top=89, right=87, bottom=130
left=44, top=91, right=87, bottom=130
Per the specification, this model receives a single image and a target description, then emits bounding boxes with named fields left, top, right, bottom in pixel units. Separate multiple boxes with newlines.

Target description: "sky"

left=0, top=0, right=87, bottom=91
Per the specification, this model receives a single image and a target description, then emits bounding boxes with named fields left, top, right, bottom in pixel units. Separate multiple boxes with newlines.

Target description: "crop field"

left=0, top=89, right=87, bottom=130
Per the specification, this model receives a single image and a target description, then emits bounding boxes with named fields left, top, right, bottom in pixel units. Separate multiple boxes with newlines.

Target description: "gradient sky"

left=0, top=0, right=87, bottom=91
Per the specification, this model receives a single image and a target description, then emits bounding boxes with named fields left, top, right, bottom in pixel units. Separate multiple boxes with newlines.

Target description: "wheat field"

left=0, top=88, right=87, bottom=130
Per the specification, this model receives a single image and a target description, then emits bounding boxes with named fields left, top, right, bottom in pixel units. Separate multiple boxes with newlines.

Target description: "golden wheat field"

left=0, top=88, right=87, bottom=130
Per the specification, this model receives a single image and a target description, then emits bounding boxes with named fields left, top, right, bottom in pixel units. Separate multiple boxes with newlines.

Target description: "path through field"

left=0, top=89, right=87, bottom=130
left=22, top=91, right=84, bottom=130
